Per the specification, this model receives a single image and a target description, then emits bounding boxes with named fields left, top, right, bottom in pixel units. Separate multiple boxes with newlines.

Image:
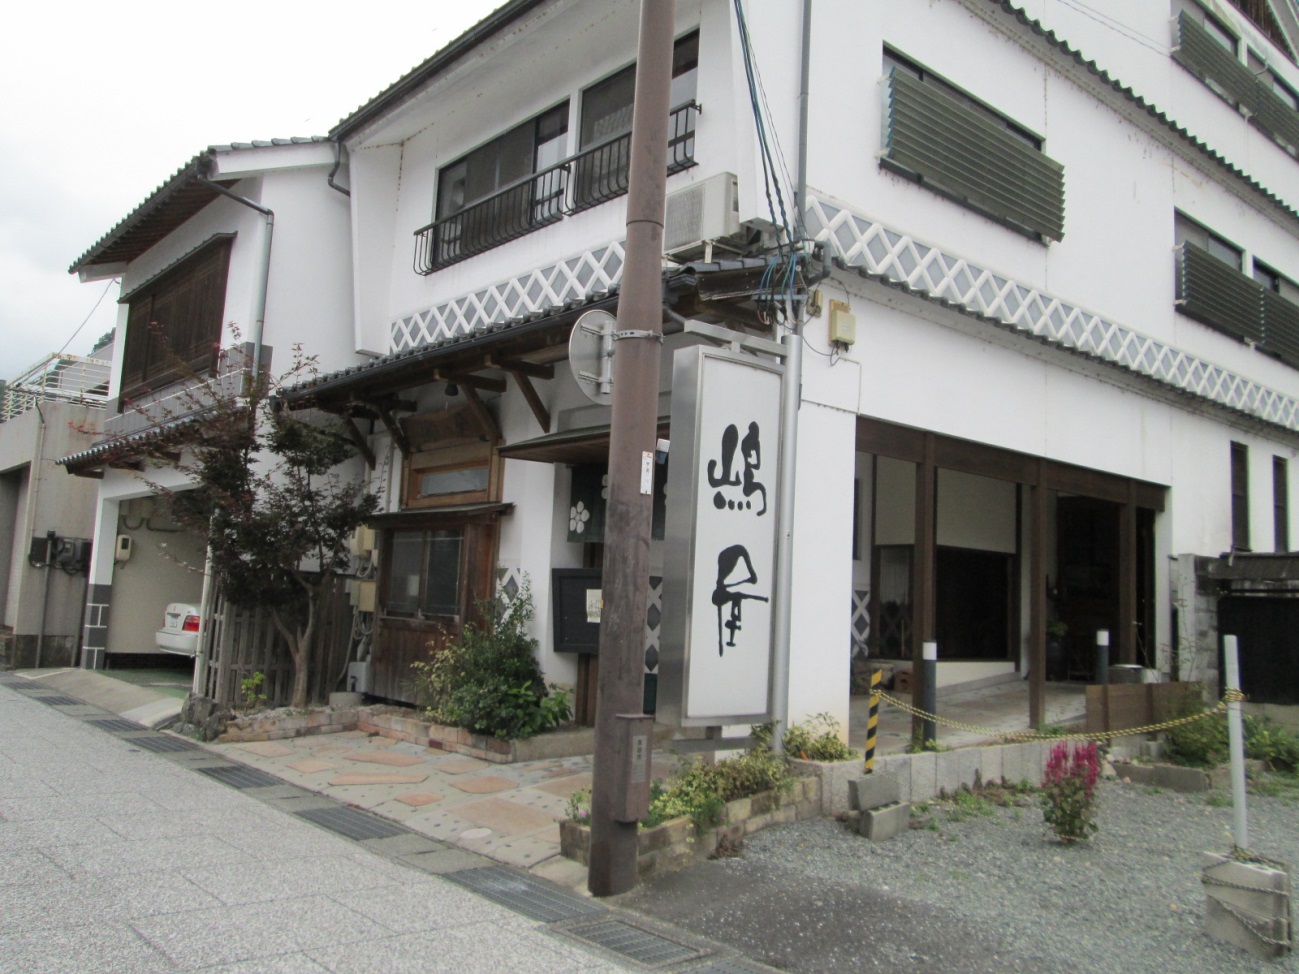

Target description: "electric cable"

left=58, top=277, right=118, bottom=356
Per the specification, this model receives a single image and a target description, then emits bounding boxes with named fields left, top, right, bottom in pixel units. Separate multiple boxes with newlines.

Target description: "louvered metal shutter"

left=1173, top=13, right=1259, bottom=109
left=884, top=68, right=1065, bottom=242
left=1178, top=242, right=1264, bottom=344
left=1263, top=289, right=1299, bottom=367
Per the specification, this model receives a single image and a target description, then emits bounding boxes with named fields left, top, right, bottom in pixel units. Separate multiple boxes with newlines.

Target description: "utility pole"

left=587, top=0, right=676, bottom=898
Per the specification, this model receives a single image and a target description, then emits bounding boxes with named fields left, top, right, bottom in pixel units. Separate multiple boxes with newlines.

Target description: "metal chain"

left=873, top=688, right=1247, bottom=742
left=1203, top=893, right=1292, bottom=948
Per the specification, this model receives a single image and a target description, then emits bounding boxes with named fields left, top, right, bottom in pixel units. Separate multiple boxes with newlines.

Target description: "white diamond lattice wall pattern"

left=806, top=197, right=1299, bottom=433
left=392, top=242, right=626, bottom=352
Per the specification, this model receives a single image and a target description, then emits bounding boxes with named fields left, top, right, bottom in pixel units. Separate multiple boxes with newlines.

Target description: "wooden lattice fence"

left=199, top=575, right=354, bottom=709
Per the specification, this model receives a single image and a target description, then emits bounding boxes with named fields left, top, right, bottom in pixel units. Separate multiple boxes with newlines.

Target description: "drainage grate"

left=127, top=735, right=202, bottom=754
left=294, top=806, right=411, bottom=841
left=86, top=718, right=146, bottom=733
left=446, top=867, right=604, bottom=923
left=561, top=917, right=705, bottom=968
left=197, top=764, right=285, bottom=788
left=39, top=696, right=84, bottom=706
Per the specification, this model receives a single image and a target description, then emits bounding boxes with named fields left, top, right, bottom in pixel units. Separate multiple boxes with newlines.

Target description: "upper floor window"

left=1274, top=455, right=1290, bottom=551
left=429, top=102, right=570, bottom=268
left=1174, top=211, right=1299, bottom=367
left=572, top=31, right=699, bottom=212
left=1173, top=2, right=1299, bottom=156
left=414, top=34, right=700, bottom=275
left=119, top=236, right=232, bottom=405
left=1231, top=441, right=1250, bottom=551
left=880, top=50, right=1065, bottom=243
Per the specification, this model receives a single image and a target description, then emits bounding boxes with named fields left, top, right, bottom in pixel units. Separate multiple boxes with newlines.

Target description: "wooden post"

left=1119, top=485, right=1137, bottom=665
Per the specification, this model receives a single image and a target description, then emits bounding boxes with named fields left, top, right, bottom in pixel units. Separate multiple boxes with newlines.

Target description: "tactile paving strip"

left=197, top=764, right=285, bottom=788
left=445, top=867, right=604, bottom=923
left=294, top=806, right=411, bottom=841
left=559, top=917, right=705, bottom=968
left=85, top=718, right=146, bottom=733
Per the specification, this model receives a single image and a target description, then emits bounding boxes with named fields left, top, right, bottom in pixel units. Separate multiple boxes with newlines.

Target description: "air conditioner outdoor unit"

left=663, top=172, right=740, bottom=258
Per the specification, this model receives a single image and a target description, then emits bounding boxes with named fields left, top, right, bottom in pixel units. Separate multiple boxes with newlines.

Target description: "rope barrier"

left=873, top=687, right=1246, bottom=743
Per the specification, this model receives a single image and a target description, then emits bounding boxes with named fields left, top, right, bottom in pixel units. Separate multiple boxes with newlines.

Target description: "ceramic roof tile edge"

left=971, top=0, right=1299, bottom=229
left=68, top=137, right=332, bottom=275
left=329, top=0, right=549, bottom=142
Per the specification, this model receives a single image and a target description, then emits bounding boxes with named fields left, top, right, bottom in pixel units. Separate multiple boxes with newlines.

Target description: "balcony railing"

left=102, top=342, right=260, bottom=440
left=1, top=353, right=111, bottom=423
left=415, top=101, right=699, bottom=275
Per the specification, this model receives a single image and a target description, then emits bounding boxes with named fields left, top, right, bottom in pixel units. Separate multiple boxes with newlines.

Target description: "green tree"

left=140, top=344, right=379, bottom=709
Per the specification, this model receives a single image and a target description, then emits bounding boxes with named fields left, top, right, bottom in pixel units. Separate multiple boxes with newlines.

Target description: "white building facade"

left=64, top=139, right=362, bottom=670
left=269, top=0, right=1299, bottom=728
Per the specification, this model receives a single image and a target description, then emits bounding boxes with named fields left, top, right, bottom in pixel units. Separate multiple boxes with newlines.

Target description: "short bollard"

left=1095, top=630, right=1110, bottom=685
left=865, top=669, right=880, bottom=773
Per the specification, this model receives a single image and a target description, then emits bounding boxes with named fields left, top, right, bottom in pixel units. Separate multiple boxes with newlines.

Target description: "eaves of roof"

left=329, top=0, right=549, bottom=142
left=983, top=0, right=1299, bottom=228
left=69, top=137, right=333, bottom=275
left=278, top=261, right=748, bottom=408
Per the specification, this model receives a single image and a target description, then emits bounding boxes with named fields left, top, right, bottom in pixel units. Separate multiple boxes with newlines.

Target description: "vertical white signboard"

left=659, top=345, right=783, bottom=726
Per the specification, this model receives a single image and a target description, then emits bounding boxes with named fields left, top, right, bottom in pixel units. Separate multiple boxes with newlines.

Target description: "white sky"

left=0, top=0, right=506, bottom=381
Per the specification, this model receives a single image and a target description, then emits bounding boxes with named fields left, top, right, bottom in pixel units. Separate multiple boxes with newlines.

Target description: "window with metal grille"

left=881, top=50, right=1065, bottom=243
left=571, top=31, right=698, bottom=212
left=1231, top=442, right=1250, bottom=551
left=118, top=236, right=232, bottom=404
left=425, top=103, right=570, bottom=270
left=1274, top=456, right=1290, bottom=551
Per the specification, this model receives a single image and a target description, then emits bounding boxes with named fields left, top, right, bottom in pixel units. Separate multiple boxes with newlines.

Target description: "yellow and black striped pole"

left=865, top=669, right=880, bottom=772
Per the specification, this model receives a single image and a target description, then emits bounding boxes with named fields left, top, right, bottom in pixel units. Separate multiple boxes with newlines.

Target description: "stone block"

left=934, top=750, right=962, bottom=797
left=848, top=773, right=900, bottom=812
left=772, top=804, right=796, bottom=826
left=909, top=751, right=938, bottom=802
left=979, top=746, right=1003, bottom=789
left=726, top=797, right=752, bottom=823
left=858, top=802, right=911, bottom=841
left=1202, top=852, right=1292, bottom=961
left=957, top=748, right=983, bottom=789
left=795, top=798, right=817, bottom=821
left=1000, top=744, right=1026, bottom=787
left=1118, top=762, right=1155, bottom=785
left=789, top=757, right=861, bottom=817
left=745, top=812, right=773, bottom=834
left=1023, top=743, right=1047, bottom=785
left=1152, top=764, right=1209, bottom=793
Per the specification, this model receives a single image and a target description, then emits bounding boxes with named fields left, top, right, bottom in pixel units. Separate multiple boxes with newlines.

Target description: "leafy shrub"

left=1164, top=711, right=1299, bottom=772
left=1041, top=741, right=1101, bottom=843
left=643, top=746, right=792, bottom=831
left=409, top=577, right=570, bottom=740
left=781, top=713, right=856, bottom=761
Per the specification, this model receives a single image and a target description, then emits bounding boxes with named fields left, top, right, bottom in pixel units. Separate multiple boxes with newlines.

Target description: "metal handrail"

left=414, top=101, right=699, bottom=275
left=1, top=353, right=111, bottom=423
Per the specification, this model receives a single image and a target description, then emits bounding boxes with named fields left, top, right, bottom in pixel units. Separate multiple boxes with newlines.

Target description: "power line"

left=58, top=277, right=118, bottom=356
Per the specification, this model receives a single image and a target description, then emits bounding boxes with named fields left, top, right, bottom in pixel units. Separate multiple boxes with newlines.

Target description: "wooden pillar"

left=911, top=435, right=937, bottom=740
left=1029, top=468, right=1047, bottom=730
left=1119, top=484, right=1137, bottom=665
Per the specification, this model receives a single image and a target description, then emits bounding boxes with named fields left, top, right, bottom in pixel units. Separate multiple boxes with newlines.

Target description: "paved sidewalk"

left=0, top=678, right=730, bottom=974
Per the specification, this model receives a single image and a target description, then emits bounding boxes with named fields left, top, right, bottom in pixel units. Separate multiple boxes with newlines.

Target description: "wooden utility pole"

left=587, top=0, right=676, bottom=897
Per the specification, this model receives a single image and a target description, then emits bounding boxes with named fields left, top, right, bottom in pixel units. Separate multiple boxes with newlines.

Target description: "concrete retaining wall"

left=870, top=741, right=1057, bottom=802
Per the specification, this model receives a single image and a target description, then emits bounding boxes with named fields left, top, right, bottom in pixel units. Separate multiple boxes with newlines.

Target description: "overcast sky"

left=0, top=0, right=505, bottom=381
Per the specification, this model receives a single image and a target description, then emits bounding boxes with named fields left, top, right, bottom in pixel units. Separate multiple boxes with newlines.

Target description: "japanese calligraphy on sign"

left=659, top=345, right=783, bottom=727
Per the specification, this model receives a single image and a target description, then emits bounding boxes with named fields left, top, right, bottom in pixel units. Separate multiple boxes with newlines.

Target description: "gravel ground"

left=619, top=777, right=1298, bottom=974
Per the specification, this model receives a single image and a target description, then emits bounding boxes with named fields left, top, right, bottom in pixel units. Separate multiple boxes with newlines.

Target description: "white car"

left=155, top=603, right=201, bottom=657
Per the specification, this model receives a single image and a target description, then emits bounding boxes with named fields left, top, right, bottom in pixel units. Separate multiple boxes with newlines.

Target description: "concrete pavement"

left=0, top=675, right=772, bottom=973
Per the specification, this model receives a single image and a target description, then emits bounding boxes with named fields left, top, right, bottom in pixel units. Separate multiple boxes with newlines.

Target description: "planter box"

left=219, top=708, right=359, bottom=743
left=559, top=777, right=820, bottom=880
left=358, top=707, right=596, bottom=764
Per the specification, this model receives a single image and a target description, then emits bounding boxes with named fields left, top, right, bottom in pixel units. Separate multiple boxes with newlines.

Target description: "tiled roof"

left=69, top=138, right=332, bottom=275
